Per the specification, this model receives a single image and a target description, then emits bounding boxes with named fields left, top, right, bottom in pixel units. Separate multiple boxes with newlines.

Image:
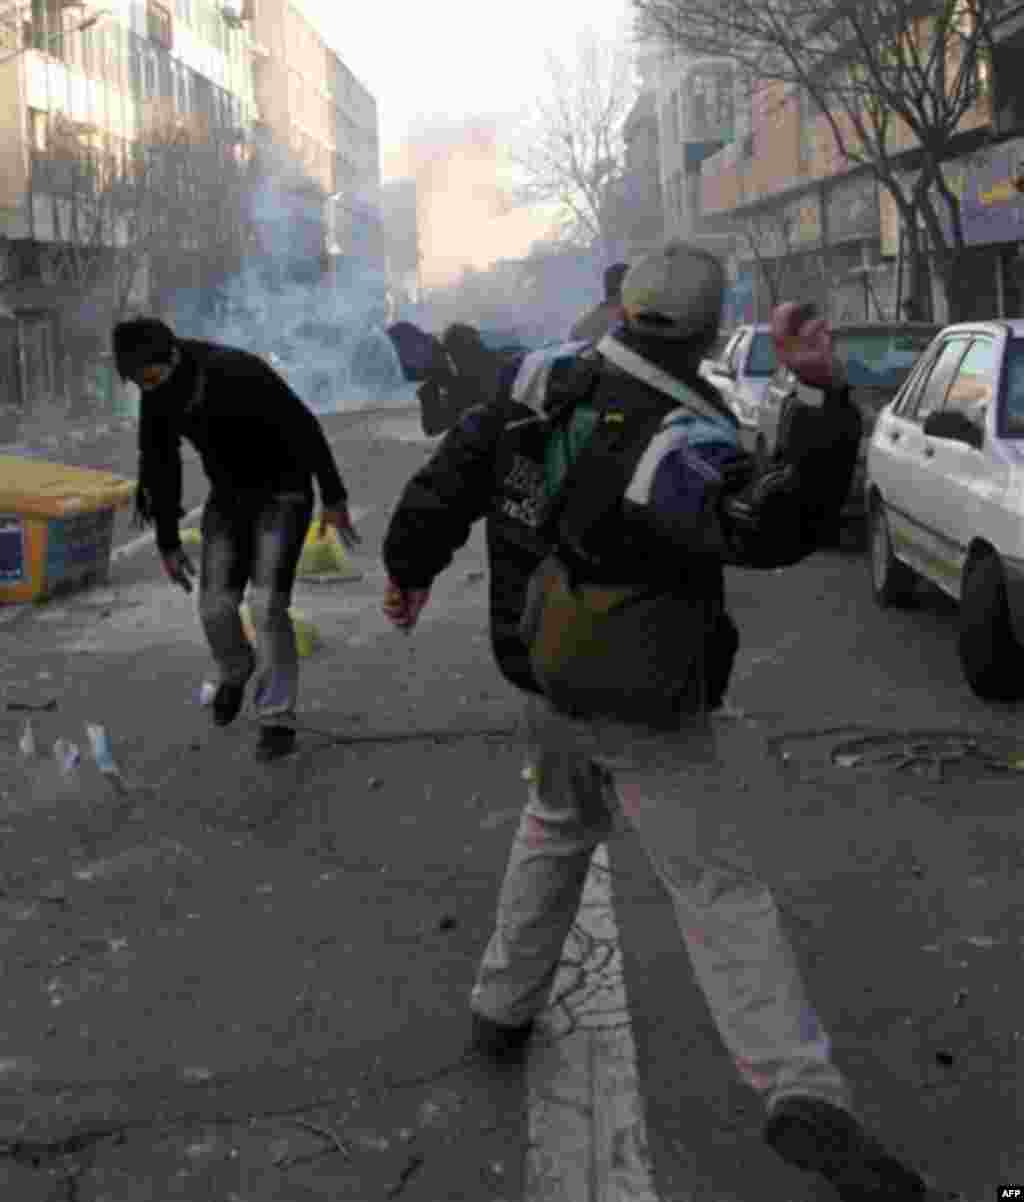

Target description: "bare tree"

left=513, top=29, right=638, bottom=257
left=633, top=0, right=1023, bottom=320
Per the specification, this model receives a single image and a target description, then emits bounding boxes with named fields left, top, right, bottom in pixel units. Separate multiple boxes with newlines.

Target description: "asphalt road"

left=0, top=407, right=1019, bottom=1199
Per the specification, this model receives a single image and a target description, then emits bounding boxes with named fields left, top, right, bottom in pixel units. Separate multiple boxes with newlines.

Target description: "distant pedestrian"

left=381, top=241, right=940, bottom=1200
left=569, top=261, right=629, bottom=343
left=114, top=317, right=360, bottom=761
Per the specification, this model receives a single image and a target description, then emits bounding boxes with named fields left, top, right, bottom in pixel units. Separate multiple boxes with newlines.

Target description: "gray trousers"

left=472, top=695, right=851, bottom=1115
left=197, top=491, right=313, bottom=722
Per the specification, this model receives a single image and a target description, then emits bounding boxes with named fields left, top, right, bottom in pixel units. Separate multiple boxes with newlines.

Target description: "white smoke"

left=166, top=170, right=413, bottom=415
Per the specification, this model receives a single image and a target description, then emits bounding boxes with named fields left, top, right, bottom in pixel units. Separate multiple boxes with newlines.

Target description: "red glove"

left=771, top=302, right=842, bottom=390
left=382, top=579, right=431, bottom=631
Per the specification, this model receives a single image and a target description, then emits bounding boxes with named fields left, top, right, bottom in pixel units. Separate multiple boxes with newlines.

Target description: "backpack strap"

left=595, top=334, right=734, bottom=426
left=540, top=371, right=678, bottom=574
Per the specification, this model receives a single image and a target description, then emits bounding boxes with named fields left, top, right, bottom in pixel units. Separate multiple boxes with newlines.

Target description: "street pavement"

left=0, top=405, right=1020, bottom=1200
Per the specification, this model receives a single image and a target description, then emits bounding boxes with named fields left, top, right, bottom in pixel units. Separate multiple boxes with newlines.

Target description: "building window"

left=147, top=0, right=173, bottom=49
left=29, top=0, right=67, bottom=58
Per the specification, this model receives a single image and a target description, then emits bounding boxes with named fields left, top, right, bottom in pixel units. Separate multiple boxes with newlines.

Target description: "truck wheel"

left=869, top=501, right=916, bottom=607
left=957, top=553, right=1024, bottom=702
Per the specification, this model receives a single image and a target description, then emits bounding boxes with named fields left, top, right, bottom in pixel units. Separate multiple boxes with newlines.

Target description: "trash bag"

left=297, top=521, right=361, bottom=580
left=239, top=603, right=318, bottom=658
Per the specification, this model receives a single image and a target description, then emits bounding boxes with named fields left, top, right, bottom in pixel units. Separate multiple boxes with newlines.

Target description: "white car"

left=699, top=324, right=777, bottom=438
left=865, top=319, right=1024, bottom=701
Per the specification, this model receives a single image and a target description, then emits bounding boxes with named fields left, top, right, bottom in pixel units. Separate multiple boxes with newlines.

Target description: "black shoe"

left=470, top=1012, right=535, bottom=1062
left=254, top=724, right=296, bottom=762
left=212, top=682, right=247, bottom=727
left=764, top=1096, right=928, bottom=1200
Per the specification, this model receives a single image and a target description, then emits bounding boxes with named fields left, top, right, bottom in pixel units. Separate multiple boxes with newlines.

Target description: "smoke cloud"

left=385, top=116, right=549, bottom=289
left=166, top=166, right=412, bottom=415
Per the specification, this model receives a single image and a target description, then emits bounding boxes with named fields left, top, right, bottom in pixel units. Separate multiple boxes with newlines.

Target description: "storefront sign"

left=880, top=144, right=1024, bottom=255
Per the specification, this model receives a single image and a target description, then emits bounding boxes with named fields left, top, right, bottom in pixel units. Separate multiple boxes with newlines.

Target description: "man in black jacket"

left=380, top=243, right=937, bottom=1200
left=114, top=318, right=360, bottom=761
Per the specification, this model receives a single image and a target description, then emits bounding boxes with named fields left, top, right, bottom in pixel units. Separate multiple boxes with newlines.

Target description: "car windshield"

left=1001, top=339, right=1024, bottom=435
left=833, top=329, right=936, bottom=399
left=746, top=331, right=777, bottom=377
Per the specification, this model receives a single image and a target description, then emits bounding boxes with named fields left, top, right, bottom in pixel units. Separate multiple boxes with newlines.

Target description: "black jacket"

left=138, top=339, right=348, bottom=553
left=382, top=341, right=859, bottom=696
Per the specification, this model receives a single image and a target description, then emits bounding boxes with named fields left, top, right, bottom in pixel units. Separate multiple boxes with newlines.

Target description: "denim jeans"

left=471, top=695, right=851, bottom=1116
left=198, top=491, right=313, bottom=722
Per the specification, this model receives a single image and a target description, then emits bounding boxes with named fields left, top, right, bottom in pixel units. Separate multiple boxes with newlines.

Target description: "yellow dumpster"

left=0, top=456, right=135, bottom=603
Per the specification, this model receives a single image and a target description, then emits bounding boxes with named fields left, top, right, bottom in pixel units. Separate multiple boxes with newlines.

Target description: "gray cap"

left=620, top=240, right=725, bottom=341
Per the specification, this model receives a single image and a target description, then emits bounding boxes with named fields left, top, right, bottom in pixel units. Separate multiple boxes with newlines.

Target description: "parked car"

left=865, top=319, right=1024, bottom=701
left=700, top=323, right=777, bottom=433
left=757, top=322, right=940, bottom=523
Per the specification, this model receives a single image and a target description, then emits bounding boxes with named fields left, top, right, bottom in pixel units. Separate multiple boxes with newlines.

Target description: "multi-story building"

left=248, top=0, right=381, bottom=278
left=697, top=9, right=1024, bottom=326
left=0, top=0, right=258, bottom=422
left=652, top=47, right=735, bottom=244
left=0, top=0, right=381, bottom=426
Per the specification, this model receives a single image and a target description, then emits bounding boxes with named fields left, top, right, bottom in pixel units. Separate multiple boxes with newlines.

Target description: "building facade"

left=0, top=0, right=258, bottom=424
left=0, top=0, right=381, bottom=427
left=248, top=0, right=381, bottom=274
left=695, top=10, right=1024, bottom=327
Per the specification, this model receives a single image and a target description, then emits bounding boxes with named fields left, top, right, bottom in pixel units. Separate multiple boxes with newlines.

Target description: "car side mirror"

left=923, top=409, right=983, bottom=449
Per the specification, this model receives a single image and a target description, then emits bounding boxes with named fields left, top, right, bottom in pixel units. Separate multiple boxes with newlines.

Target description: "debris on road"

left=180, top=1066, right=214, bottom=1085
left=385, top=1152, right=425, bottom=1198
left=6, top=698, right=57, bottom=712
left=18, top=720, right=36, bottom=756
left=287, top=1116, right=350, bottom=1161
left=53, top=737, right=81, bottom=776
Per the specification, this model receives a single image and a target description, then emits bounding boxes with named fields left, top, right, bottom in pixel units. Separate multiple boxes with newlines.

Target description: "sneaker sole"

left=764, top=1101, right=927, bottom=1198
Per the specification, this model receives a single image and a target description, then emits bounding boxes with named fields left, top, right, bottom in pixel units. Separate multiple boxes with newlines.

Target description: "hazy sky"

left=298, top=0, right=632, bottom=160
left=295, top=0, right=634, bottom=283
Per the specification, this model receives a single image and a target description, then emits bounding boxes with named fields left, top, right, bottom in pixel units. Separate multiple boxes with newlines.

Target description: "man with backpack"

left=380, top=242, right=937, bottom=1200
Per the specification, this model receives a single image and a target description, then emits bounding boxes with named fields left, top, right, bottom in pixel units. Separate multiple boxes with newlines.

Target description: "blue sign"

left=0, top=516, right=25, bottom=583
